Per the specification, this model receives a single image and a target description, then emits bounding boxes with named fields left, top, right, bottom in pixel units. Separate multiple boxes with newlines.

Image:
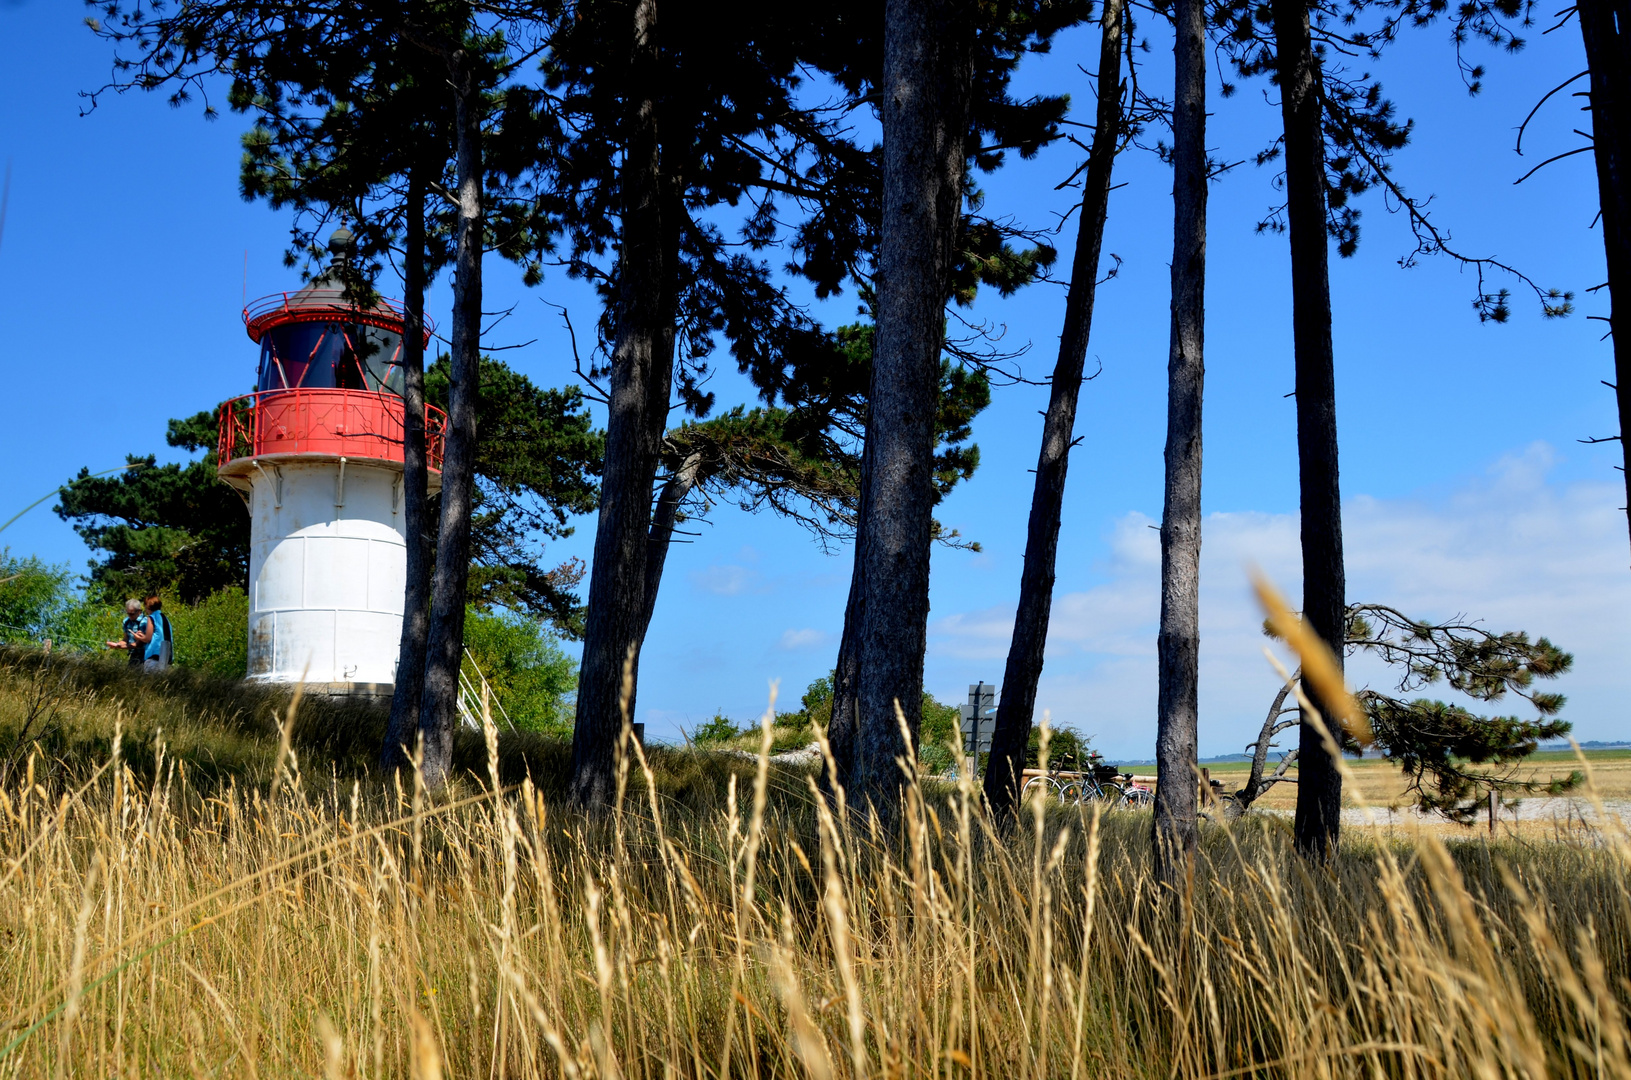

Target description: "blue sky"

left=1, top=0, right=1623, bottom=757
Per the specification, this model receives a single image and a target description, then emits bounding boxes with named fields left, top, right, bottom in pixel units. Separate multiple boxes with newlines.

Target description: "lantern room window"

left=255, top=321, right=405, bottom=396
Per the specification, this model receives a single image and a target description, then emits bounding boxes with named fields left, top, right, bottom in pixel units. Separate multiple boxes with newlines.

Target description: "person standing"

left=106, top=599, right=148, bottom=668
left=141, top=594, right=172, bottom=671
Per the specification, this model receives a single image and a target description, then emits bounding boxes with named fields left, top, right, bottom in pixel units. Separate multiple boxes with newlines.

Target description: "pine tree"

left=984, top=0, right=1129, bottom=827
left=823, top=0, right=1082, bottom=815
left=542, top=0, right=1064, bottom=809
left=1153, top=0, right=1209, bottom=880
left=1234, top=604, right=1578, bottom=819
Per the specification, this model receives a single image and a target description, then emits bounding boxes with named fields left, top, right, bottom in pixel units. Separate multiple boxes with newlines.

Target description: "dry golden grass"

left=2, top=652, right=1631, bottom=1079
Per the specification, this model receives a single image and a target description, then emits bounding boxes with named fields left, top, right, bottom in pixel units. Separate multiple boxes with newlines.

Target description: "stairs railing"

left=457, top=648, right=516, bottom=733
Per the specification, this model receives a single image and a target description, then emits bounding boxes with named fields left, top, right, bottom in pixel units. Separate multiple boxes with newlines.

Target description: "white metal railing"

left=457, top=647, right=516, bottom=732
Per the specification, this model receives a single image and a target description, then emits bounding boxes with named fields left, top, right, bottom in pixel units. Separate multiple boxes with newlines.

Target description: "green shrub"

left=773, top=671, right=964, bottom=770
left=920, top=692, right=962, bottom=774
left=691, top=712, right=741, bottom=744
left=174, top=587, right=250, bottom=677
left=1026, top=722, right=1093, bottom=771
left=799, top=674, right=833, bottom=730
left=43, top=587, right=248, bottom=678
left=462, top=606, right=577, bottom=736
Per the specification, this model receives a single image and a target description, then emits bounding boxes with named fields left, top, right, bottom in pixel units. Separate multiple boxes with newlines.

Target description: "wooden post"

left=1488, top=788, right=1498, bottom=837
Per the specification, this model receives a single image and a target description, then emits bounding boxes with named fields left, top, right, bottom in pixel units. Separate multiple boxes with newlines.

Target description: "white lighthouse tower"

left=218, top=229, right=445, bottom=696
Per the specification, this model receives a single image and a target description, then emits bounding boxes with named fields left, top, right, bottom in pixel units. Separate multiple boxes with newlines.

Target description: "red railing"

left=242, top=289, right=436, bottom=344
left=217, top=389, right=446, bottom=471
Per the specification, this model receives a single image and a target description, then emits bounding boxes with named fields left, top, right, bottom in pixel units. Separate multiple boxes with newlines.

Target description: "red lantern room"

left=218, top=227, right=447, bottom=471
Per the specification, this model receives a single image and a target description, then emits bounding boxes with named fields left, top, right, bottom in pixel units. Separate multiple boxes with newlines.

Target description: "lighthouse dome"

left=243, top=227, right=418, bottom=397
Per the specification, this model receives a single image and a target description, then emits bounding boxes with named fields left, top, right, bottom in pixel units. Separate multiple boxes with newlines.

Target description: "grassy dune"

left=2, top=650, right=1630, bottom=1078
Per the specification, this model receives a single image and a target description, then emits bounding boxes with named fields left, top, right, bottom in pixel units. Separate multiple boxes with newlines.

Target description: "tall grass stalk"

left=0, top=676, right=1629, bottom=1076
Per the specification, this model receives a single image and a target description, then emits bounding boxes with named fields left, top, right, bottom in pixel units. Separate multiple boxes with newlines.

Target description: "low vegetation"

left=1, top=651, right=1629, bottom=1077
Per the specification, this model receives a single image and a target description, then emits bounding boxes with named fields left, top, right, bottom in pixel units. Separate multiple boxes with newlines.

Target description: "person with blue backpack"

left=137, top=594, right=172, bottom=671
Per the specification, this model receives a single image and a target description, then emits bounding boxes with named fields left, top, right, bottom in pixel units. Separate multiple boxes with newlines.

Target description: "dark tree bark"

left=842, top=0, right=977, bottom=818
left=637, top=448, right=703, bottom=647
left=383, top=168, right=431, bottom=772
left=825, top=566, right=864, bottom=795
left=417, top=50, right=484, bottom=788
left=570, top=0, right=680, bottom=811
left=983, top=0, right=1125, bottom=826
left=1579, top=0, right=1631, bottom=558
left=1272, top=0, right=1346, bottom=859
left=1153, top=0, right=1208, bottom=883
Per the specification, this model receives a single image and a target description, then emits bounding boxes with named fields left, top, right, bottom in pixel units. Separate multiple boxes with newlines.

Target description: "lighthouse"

left=217, top=228, right=445, bottom=696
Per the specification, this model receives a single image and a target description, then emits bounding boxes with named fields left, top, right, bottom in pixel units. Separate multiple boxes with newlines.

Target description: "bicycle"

left=1117, top=773, right=1155, bottom=808
left=1021, top=769, right=1135, bottom=809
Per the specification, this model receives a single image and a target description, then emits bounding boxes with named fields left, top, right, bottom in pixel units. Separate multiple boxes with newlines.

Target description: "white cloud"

left=779, top=628, right=830, bottom=651
left=929, top=444, right=1631, bottom=759
left=690, top=563, right=761, bottom=597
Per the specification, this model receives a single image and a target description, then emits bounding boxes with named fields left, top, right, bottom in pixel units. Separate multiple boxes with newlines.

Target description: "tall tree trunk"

left=1272, top=0, right=1346, bottom=859
left=418, top=50, right=484, bottom=788
left=844, top=0, right=976, bottom=818
left=1579, top=0, right=1631, bottom=557
left=825, top=566, right=864, bottom=795
left=984, top=0, right=1125, bottom=826
left=383, top=168, right=430, bottom=772
left=1153, top=0, right=1207, bottom=883
left=636, top=448, right=703, bottom=648
left=570, top=0, right=679, bottom=810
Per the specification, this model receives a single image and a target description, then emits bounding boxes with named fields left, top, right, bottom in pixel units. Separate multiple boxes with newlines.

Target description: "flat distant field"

left=1192, top=748, right=1631, bottom=814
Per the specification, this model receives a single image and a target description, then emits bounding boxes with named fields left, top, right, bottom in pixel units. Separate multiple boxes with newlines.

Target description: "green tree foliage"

left=781, top=670, right=963, bottom=774
left=1023, top=723, right=1094, bottom=772
left=653, top=323, right=991, bottom=558
left=55, top=412, right=248, bottom=604
left=425, top=356, right=603, bottom=633
left=460, top=606, right=577, bottom=736
left=0, top=553, right=81, bottom=645
left=177, top=588, right=253, bottom=679
left=919, top=694, right=962, bottom=776
left=798, top=674, right=835, bottom=731
left=1347, top=604, right=1577, bottom=818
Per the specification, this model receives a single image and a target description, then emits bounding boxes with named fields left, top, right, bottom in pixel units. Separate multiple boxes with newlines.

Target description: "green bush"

left=462, top=606, right=577, bottom=736
left=175, top=587, right=250, bottom=678
left=772, top=670, right=964, bottom=771
left=920, top=692, right=962, bottom=775
left=1025, top=722, right=1093, bottom=771
left=45, top=601, right=126, bottom=658
left=691, top=712, right=742, bottom=745
left=798, top=674, right=833, bottom=730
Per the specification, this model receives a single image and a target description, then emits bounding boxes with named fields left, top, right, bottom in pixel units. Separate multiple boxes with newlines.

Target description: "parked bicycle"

left=1020, top=767, right=1153, bottom=810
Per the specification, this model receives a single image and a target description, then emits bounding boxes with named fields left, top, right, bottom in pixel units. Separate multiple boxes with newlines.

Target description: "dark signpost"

left=959, top=682, right=998, bottom=777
